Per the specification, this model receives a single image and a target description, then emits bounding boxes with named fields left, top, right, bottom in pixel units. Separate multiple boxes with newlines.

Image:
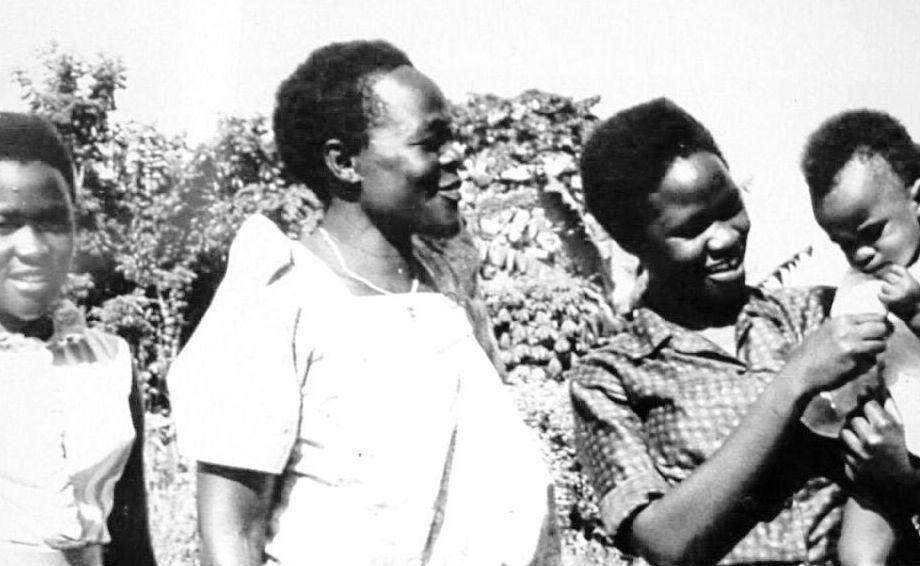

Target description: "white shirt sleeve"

left=168, top=215, right=306, bottom=474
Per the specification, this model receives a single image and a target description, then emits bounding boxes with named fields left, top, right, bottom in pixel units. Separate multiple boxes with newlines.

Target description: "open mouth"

left=706, top=255, right=744, bottom=282
left=437, top=180, right=462, bottom=202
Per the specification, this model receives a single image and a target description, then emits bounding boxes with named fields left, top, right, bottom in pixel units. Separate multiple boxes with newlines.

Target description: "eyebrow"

left=421, top=116, right=451, bottom=133
left=0, top=204, right=71, bottom=219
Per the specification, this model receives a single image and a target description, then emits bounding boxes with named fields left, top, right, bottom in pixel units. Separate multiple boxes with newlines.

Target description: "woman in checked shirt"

left=569, top=98, right=895, bottom=566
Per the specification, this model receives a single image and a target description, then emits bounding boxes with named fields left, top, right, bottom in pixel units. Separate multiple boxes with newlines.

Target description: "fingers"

left=843, top=453, right=860, bottom=482
left=845, top=312, right=889, bottom=325
left=851, top=415, right=876, bottom=444
left=882, top=264, right=908, bottom=284
left=841, top=427, right=870, bottom=460
left=863, top=399, right=894, bottom=428
left=842, top=314, right=891, bottom=339
left=837, top=315, right=891, bottom=353
left=883, top=395, right=904, bottom=425
left=879, top=283, right=905, bottom=304
left=49, top=334, right=107, bottom=365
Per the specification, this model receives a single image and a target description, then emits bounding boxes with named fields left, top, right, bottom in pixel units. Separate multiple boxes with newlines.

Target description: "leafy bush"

left=14, top=48, right=323, bottom=409
left=13, top=47, right=629, bottom=563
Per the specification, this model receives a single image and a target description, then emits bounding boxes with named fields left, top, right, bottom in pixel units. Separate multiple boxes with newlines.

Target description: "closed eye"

left=0, top=218, right=19, bottom=236
left=857, top=221, right=885, bottom=244
left=414, top=137, right=443, bottom=152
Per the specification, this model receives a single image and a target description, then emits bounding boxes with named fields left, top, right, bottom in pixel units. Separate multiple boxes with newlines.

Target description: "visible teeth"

left=710, top=257, right=741, bottom=272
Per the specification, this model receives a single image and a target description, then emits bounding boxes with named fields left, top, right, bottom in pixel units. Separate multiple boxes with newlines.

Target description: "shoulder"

left=47, top=301, right=132, bottom=368
left=567, top=317, right=654, bottom=391
left=747, top=285, right=834, bottom=320
left=226, top=214, right=299, bottom=287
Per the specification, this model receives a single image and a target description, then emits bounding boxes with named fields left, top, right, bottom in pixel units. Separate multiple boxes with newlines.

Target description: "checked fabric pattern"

left=569, top=287, right=846, bottom=565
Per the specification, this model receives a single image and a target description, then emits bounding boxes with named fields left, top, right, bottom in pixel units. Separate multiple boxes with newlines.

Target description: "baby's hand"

left=841, top=398, right=915, bottom=500
left=879, top=265, right=920, bottom=326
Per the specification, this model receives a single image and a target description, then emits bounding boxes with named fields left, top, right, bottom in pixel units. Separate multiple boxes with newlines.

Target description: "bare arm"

left=842, top=398, right=920, bottom=520
left=197, top=463, right=277, bottom=566
left=623, top=314, right=889, bottom=566
left=838, top=496, right=897, bottom=566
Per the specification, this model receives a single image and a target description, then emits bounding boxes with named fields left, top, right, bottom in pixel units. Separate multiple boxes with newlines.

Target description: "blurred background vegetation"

left=16, top=45, right=808, bottom=565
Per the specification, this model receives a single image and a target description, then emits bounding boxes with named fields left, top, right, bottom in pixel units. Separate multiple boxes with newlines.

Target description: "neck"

left=319, top=202, right=414, bottom=261
left=0, top=314, right=52, bottom=340
left=643, top=277, right=745, bottom=330
left=307, top=202, right=426, bottom=294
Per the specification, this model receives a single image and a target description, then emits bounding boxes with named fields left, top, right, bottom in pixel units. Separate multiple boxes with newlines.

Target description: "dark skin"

left=197, top=65, right=465, bottom=565
left=838, top=398, right=920, bottom=566
left=197, top=464, right=274, bottom=566
left=813, top=157, right=920, bottom=565
left=105, top=369, right=156, bottom=566
left=615, top=152, right=890, bottom=566
left=0, top=160, right=155, bottom=564
left=879, top=264, right=920, bottom=333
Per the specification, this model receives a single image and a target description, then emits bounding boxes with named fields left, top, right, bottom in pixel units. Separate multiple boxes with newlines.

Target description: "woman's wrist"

left=767, top=368, right=813, bottom=419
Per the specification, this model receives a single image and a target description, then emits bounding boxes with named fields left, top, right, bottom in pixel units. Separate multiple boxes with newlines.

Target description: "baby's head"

left=802, top=109, right=920, bottom=275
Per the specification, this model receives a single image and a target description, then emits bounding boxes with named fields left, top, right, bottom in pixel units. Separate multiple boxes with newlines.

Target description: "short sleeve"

left=168, top=215, right=306, bottom=474
left=739, top=286, right=834, bottom=373
left=568, top=354, right=668, bottom=540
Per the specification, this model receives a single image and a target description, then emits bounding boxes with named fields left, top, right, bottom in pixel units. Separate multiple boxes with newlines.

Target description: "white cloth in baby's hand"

left=834, top=267, right=920, bottom=456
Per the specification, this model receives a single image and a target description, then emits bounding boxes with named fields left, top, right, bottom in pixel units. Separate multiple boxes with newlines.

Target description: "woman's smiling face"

left=638, top=151, right=750, bottom=309
left=0, top=160, right=75, bottom=330
left=354, top=65, right=463, bottom=239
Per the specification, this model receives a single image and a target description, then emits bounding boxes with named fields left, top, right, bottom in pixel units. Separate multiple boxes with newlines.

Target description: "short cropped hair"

left=802, top=109, right=920, bottom=199
left=273, top=40, right=412, bottom=201
left=580, top=98, right=723, bottom=251
left=0, top=112, right=76, bottom=200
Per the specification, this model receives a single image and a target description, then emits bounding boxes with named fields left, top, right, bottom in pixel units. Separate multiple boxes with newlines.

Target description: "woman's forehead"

left=656, top=153, right=733, bottom=205
left=0, top=160, right=71, bottom=208
left=370, top=67, right=448, bottom=127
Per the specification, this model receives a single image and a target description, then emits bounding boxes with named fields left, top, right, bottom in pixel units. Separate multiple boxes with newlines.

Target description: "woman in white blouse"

left=169, top=40, right=559, bottom=566
left=0, top=113, right=155, bottom=565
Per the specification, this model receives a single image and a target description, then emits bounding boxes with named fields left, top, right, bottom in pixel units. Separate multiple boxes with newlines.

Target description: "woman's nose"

left=707, top=222, right=740, bottom=251
left=14, top=224, right=50, bottom=259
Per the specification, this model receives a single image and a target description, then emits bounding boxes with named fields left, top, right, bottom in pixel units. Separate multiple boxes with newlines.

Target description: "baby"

left=802, top=109, right=920, bottom=566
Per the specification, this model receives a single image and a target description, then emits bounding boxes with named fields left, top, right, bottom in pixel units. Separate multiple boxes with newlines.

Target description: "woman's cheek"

left=667, top=239, right=705, bottom=264
left=50, top=234, right=75, bottom=273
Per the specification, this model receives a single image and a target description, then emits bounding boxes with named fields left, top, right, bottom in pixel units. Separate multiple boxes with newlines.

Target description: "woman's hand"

left=841, top=398, right=918, bottom=502
left=784, top=314, right=890, bottom=396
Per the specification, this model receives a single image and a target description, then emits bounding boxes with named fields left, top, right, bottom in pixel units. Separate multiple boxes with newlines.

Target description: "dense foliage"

left=14, top=46, right=322, bottom=409
left=14, top=47, right=626, bottom=563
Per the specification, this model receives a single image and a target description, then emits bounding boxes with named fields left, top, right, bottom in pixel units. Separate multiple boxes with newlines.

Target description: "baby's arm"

left=841, top=398, right=917, bottom=499
left=841, top=398, right=920, bottom=563
left=879, top=265, right=920, bottom=334
left=839, top=497, right=897, bottom=566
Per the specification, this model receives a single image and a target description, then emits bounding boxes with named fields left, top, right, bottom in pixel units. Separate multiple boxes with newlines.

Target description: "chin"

left=703, top=279, right=748, bottom=308
left=419, top=217, right=462, bottom=239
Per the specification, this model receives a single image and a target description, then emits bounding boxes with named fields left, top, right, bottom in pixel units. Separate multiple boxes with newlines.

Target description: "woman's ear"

left=323, top=139, right=361, bottom=185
